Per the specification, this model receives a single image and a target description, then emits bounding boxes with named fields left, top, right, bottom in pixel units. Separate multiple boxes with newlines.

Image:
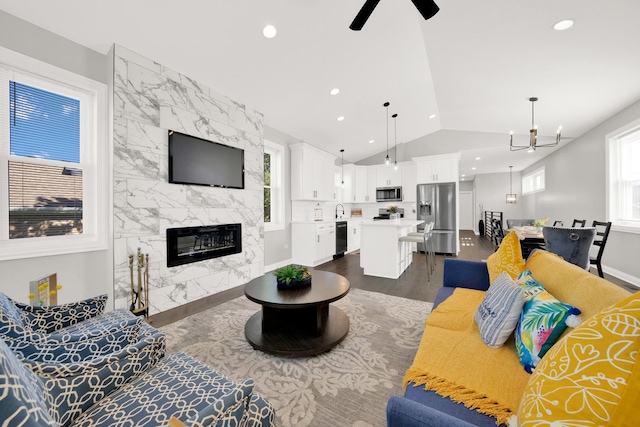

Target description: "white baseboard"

left=264, top=258, right=293, bottom=273
left=600, top=264, right=640, bottom=288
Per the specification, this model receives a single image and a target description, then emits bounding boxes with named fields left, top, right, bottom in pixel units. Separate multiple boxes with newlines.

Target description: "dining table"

left=508, top=226, right=545, bottom=257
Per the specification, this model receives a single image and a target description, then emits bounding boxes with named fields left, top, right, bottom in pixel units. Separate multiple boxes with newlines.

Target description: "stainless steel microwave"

left=376, top=186, right=402, bottom=202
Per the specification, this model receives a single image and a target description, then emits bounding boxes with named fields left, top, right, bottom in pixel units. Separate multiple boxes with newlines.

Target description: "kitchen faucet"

left=335, top=204, right=345, bottom=219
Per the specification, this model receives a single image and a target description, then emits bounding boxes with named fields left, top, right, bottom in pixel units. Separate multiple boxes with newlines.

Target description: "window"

left=522, top=167, right=545, bottom=195
left=264, top=140, right=284, bottom=231
left=0, top=47, right=108, bottom=260
left=607, top=118, right=640, bottom=232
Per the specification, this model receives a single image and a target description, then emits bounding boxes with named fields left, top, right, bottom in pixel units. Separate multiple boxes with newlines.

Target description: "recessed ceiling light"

left=461, top=178, right=465, bottom=181
left=553, top=19, right=574, bottom=31
left=528, top=149, right=534, bottom=153
left=472, top=167, right=476, bottom=170
left=263, top=25, right=277, bottom=38
left=330, top=88, right=340, bottom=96
left=429, top=114, right=436, bottom=119
left=337, top=116, right=345, bottom=121
left=369, top=139, right=374, bottom=144
left=461, top=174, right=466, bottom=177
left=475, top=157, right=481, bottom=160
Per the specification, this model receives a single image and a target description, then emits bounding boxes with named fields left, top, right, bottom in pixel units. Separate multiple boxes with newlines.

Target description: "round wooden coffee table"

left=244, top=269, right=350, bottom=357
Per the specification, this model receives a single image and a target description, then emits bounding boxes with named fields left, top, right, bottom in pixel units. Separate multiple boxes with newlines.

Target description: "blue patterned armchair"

left=0, top=338, right=275, bottom=427
left=0, top=292, right=165, bottom=364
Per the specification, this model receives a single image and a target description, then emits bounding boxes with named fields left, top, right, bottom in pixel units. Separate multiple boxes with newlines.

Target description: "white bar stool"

left=399, top=221, right=435, bottom=280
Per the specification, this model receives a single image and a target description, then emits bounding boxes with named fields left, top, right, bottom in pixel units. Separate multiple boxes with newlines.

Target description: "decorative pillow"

left=514, top=289, right=582, bottom=373
left=474, top=272, right=525, bottom=348
left=517, top=291, right=640, bottom=426
left=486, top=231, right=525, bottom=283
left=514, top=270, right=546, bottom=300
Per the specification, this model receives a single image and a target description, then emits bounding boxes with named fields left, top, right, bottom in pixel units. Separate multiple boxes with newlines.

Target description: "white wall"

left=0, top=11, right=114, bottom=306
left=521, top=99, right=640, bottom=285
left=474, top=172, right=525, bottom=232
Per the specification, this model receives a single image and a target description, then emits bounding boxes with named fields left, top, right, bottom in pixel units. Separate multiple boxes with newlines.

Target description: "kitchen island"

left=360, top=219, right=424, bottom=279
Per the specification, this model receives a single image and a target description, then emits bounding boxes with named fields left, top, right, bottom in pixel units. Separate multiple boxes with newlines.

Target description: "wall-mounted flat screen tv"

left=168, top=130, right=244, bottom=189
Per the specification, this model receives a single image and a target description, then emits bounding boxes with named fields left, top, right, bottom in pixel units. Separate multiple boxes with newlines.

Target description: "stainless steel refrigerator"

left=416, top=183, right=456, bottom=255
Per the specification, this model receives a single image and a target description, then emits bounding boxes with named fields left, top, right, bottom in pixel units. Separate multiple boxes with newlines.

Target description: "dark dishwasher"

left=334, top=221, right=348, bottom=259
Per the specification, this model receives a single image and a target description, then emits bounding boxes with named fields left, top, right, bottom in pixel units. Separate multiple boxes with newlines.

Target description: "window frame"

left=606, top=118, right=640, bottom=234
left=521, top=166, right=545, bottom=195
left=0, top=46, right=109, bottom=261
left=263, top=140, right=284, bottom=232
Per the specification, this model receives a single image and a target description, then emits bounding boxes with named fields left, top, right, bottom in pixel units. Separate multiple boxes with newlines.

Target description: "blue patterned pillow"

left=474, top=272, right=525, bottom=348
left=514, top=271, right=582, bottom=373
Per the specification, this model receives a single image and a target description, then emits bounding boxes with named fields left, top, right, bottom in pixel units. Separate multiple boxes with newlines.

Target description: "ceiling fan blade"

left=349, top=0, right=381, bottom=31
left=410, top=0, right=440, bottom=20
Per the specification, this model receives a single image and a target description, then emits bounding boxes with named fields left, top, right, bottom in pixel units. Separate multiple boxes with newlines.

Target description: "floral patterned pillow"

left=513, top=271, right=581, bottom=373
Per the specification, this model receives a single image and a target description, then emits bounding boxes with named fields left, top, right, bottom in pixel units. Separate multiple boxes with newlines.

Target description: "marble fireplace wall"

left=112, top=45, right=264, bottom=315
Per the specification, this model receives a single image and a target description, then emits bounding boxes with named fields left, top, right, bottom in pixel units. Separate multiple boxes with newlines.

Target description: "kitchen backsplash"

left=292, top=201, right=417, bottom=222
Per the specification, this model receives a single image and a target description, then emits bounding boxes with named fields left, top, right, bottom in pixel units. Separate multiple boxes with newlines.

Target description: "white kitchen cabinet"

left=414, top=154, right=460, bottom=184
left=290, top=143, right=337, bottom=201
left=401, top=162, right=417, bottom=202
left=375, top=164, right=402, bottom=187
left=347, top=220, right=361, bottom=252
left=356, top=165, right=374, bottom=203
left=292, top=222, right=336, bottom=267
left=365, top=166, right=377, bottom=202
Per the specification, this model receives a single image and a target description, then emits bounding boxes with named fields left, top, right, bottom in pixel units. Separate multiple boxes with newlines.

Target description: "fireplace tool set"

left=129, top=248, right=149, bottom=317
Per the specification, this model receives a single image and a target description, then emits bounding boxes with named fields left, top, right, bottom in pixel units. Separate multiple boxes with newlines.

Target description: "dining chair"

left=589, top=221, right=612, bottom=278
left=553, top=220, right=563, bottom=226
left=491, top=219, right=505, bottom=250
left=542, top=226, right=596, bottom=270
left=571, top=219, right=586, bottom=227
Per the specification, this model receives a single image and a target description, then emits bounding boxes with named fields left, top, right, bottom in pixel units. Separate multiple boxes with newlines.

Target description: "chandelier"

left=510, top=97, right=561, bottom=151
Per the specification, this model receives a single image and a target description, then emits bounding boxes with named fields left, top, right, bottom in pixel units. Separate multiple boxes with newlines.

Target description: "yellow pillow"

left=486, top=230, right=525, bottom=283
left=517, top=291, right=640, bottom=426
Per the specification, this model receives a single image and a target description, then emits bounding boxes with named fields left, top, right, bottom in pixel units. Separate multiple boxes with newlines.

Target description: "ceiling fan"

left=349, top=0, right=440, bottom=31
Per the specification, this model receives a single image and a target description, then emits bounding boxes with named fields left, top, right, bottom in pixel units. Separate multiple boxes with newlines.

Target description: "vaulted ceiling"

left=2, top=0, right=640, bottom=179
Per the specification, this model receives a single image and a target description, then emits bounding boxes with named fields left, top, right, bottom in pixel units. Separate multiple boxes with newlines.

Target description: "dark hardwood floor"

left=314, top=230, right=496, bottom=303
left=149, top=230, right=636, bottom=327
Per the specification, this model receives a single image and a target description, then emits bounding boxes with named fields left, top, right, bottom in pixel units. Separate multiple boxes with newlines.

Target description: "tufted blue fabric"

left=70, top=352, right=275, bottom=427
left=0, top=338, right=275, bottom=427
left=15, top=294, right=108, bottom=333
left=0, top=292, right=165, bottom=366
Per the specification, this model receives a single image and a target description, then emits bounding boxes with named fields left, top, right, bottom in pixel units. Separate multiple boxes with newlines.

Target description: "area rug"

left=160, top=288, right=433, bottom=427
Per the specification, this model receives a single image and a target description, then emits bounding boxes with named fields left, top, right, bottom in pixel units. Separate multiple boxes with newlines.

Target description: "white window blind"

left=8, top=81, right=83, bottom=239
left=607, top=119, right=640, bottom=231
left=522, top=167, right=545, bottom=195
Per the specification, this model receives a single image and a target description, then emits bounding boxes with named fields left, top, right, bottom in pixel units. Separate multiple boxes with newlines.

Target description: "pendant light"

left=384, top=102, right=390, bottom=165
left=340, top=149, right=345, bottom=187
left=506, top=166, right=517, bottom=204
left=392, top=113, right=398, bottom=170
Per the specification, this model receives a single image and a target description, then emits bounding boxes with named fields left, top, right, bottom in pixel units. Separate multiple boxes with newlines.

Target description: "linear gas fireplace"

left=167, top=224, right=242, bottom=267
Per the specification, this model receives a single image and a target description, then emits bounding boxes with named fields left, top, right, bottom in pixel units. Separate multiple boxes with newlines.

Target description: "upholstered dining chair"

left=571, top=219, right=586, bottom=227
left=589, top=220, right=612, bottom=278
left=542, top=226, right=596, bottom=270
left=553, top=220, right=564, bottom=226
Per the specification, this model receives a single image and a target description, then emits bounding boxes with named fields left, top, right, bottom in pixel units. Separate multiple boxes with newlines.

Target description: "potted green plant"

left=533, top=217, right=550, bottom=233
left=388, top=205, right=400, bottom=219
left=274, top=264, right=312, bottom=289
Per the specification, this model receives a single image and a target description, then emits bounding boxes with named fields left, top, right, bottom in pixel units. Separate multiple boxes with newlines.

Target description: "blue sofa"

left=386, top=254, right=631, bottom=427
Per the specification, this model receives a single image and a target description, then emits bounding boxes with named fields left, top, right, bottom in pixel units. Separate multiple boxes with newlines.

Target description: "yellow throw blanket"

left=403, top=288, right=531, bottom=426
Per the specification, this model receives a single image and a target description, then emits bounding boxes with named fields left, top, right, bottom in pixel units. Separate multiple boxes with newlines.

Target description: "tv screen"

left=168, top=130, right=244, bottom=189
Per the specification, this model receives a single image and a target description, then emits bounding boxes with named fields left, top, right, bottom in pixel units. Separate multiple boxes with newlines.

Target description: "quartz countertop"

left=360, top=219, right=424, bottom=227
left=291, top=218, right=364, bottom=224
